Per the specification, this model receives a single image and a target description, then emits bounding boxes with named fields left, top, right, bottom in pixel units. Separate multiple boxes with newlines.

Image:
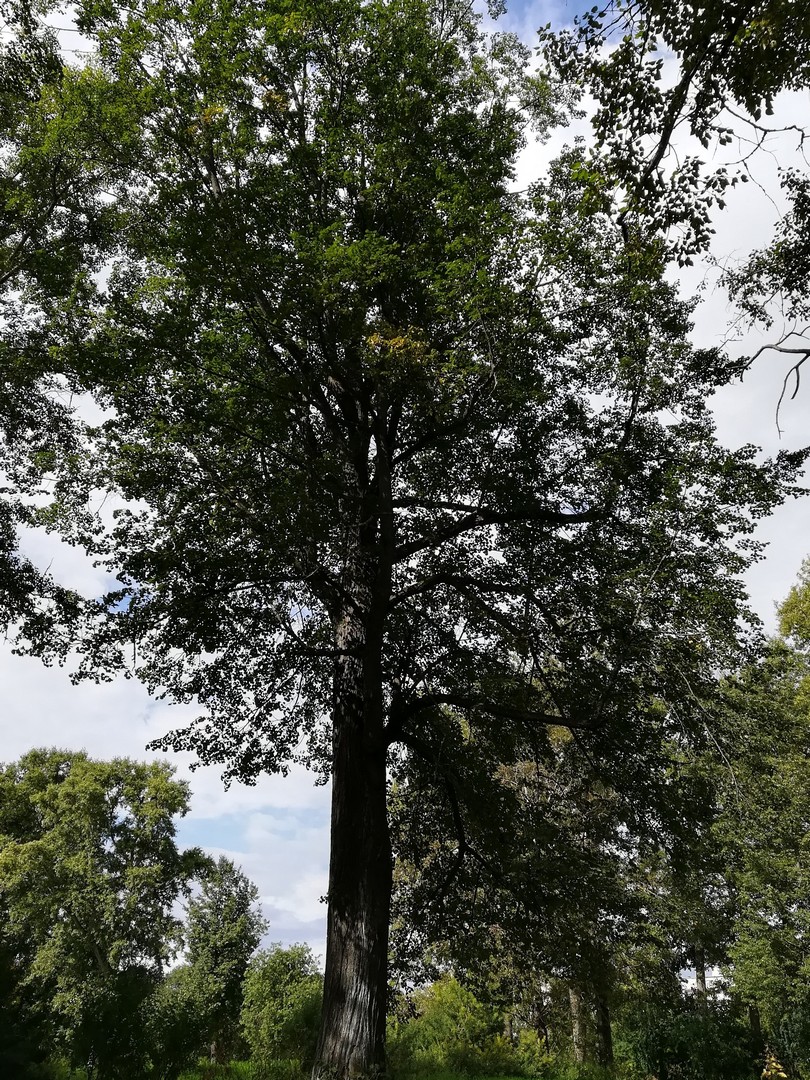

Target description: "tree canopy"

left=2, top=0, right=809, bottom=1075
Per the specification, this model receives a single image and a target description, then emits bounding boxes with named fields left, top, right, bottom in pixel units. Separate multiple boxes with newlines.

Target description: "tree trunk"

left=748, top=1003, right=762, bottom=1043
left=594, top=992, right=613, bottom=1067
left=537, top=1013, right=550, bottom=1055
left=313, top=581, right=391, bottom=1079
left=693, top=945, right=707, bottom=1000
left=569, top=986, right=586, bottom=1065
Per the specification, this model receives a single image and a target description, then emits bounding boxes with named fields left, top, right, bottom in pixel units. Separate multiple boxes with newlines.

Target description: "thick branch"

left=394, top=504, right=599, bottom=563
left=389, top=692, right=584, bottom=736
left=391, top=368, right=497, bottom=468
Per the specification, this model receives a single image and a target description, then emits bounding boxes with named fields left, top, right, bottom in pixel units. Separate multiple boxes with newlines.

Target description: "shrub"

left=388, top=975, right=524, bottom=1077
left=141, top=965, right=213, bottom=1079
left=616, top=999, right=756, bottom=1080
left=240, top=944, right=322, bottom=1073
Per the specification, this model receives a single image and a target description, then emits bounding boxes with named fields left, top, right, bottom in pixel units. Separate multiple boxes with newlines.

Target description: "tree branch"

left=745, top=332, right=810, bottom=435
left=391, top=367, right=497, bottom=468
left=393, top=728, right=471, bottom=925
left=393, top=504, right=599, bottom=563
left=390, top=691, right=583, bottom=734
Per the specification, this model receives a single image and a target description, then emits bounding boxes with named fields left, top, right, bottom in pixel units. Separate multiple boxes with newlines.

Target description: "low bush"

left=388, top=975, right=529, bottom=1078
left=616, top=999, right=757, bottom=1080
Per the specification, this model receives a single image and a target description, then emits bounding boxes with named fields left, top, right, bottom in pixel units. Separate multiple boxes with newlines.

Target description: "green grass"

left=178, top=1063, right=258, bottom=1080
left=177, top=1067, right=528, bottom=1080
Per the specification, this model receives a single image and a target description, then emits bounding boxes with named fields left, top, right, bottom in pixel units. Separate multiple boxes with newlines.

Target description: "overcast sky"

left=2, top=0, right=808, bottom=964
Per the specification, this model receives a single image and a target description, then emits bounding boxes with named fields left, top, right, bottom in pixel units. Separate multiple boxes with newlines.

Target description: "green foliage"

left=615, top=998, right=756, bottom=1080
left=772, top=1004, right=810, bottom=1079
left=247, top=1061, right=308, bottom=1080
left=0, top=934, right=53, bottom=1079
left=0, top=748, right=209, bottom=1079
left=777, top=557, right=810, bottom=646
left=511, top=1031, right=555, bottom=1079
left=240, top=944, right=323, bottom=1071
left=178, top=1063, right=262, bottom=1080
left=0, top=1, right=113, bottom=642
left=709, top=635, right=810, bottom=1071
left=388, top=975, right=528, bottom=1078
left=140, top=964, right=218, bottom=1080
left=185, top=856, right=268, bottom=1063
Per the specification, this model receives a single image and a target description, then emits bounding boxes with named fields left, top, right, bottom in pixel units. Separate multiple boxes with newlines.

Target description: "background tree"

left=714, top=649, right=810, bottom=1071
left=3, top=0, right=805, bottom=1074
left=185, top=854, right=268, bottom=1063
left=0, top=749, right=208, bottom=1079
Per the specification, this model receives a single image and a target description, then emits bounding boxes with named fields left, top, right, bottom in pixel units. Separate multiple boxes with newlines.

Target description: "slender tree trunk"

left=210, top=1034, right=227, bottom=1065
left=313, top=549, right=392, bottom=1079
left=748, top=1003, right=762, bottom=1043
left=569, top=986, right=586, bottom=1065
left=594, top=992, right=613, bottom=1067
left=538, top=1018, right=551, bottom=1055
left=693, top=945, right=707, bottom=1000
left=530, top=994, right=549, bottom=1052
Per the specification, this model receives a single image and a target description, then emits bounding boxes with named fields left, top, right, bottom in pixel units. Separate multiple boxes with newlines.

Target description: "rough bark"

left=314, top=679, right=391, bottom=1077
left=313, top=534, right=392, bottom=1078
left=594, top=992, right=613, bottom=1067
left=569, top=985, right=586, bottom=1064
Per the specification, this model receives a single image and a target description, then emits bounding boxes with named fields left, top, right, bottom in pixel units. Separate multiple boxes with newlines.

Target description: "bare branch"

left=745, top=329, right=810, bottom=435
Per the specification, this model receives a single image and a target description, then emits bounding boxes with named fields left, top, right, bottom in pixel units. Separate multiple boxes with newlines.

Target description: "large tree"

left=2, top=0, right=804, bottom=1074
left=709, top=573, right=810, bottom=1072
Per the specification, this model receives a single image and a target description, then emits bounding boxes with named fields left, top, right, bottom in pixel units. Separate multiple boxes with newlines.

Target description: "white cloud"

left=199, top=820, right=330, bottom=963
left=15, top=524, right=116, bottom=599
